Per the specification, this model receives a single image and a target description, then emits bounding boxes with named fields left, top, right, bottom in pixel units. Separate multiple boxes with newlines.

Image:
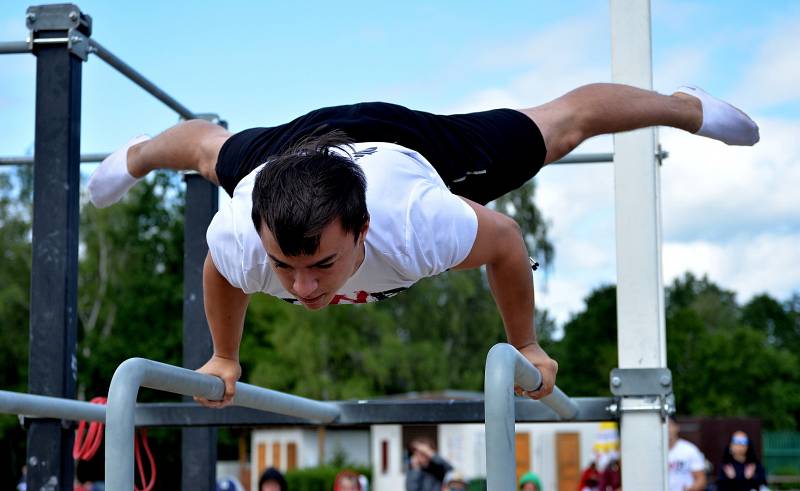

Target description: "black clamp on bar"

left=26, top=4, right=93, bottom=60
left=606, top=367, right=675, bottom=419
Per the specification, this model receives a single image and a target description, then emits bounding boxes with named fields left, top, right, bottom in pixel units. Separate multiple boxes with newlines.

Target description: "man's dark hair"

left=251, top=129, right=369, bottom=256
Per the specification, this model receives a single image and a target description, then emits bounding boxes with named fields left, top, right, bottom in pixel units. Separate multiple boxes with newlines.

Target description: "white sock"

left=88, top=135, right=150, bottom=208
left=676, top=86, right=759, bottom=146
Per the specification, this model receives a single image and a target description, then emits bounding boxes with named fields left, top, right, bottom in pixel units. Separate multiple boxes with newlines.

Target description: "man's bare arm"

left=453, top=197, right=557, bottom=398
left=194, top=251, right=250, bottom=408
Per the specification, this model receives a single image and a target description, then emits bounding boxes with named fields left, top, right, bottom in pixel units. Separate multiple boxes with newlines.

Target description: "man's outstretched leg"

left=520, top=83, right=759, bottom=164
left=88, top=119, right=230, bottom=207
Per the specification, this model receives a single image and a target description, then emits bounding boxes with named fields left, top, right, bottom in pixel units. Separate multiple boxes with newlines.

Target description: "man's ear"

left=359, top=217, right=370, bottom=241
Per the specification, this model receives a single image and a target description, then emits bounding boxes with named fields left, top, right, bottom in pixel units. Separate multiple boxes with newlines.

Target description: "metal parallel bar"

left=133, top=398, right=613, bottom=427
left=87, top=39, right=196, bottom=120
left=105, top=358, right=340, bottom=490
left=0, top=390, right=613, bottom=427
left=181, top=174, right=220, bottom=490
left=0, top=390, right=106, bottom=422
left=0, top=41, right=31, bottom=54
left=485, top=343, right=579, bottom=491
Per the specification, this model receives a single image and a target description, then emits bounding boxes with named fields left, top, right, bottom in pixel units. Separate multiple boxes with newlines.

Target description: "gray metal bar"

left=552, top=152, right=613, bottom=164
left=0, top=151, right=631, bottom=167
left=105, top=357, right=340, bottom=490
left=0, top=41, right=30, bottom=54
left=0, top=390, right=105, bottom=422
left=485, top=343, right=579, bottom=491
left=133, top=397, right=613, bottom=427
left=87, top=39, right=196, bottom=120
left=0, top=152, right=108, bottom=166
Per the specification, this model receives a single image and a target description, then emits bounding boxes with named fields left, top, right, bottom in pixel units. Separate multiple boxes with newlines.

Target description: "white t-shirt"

left=206, top=142, right=479, bottom=305
left=668, top=438, right=705, bottom=491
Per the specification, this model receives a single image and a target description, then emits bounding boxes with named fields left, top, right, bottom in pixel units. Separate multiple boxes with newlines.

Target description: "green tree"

left=0, top=168, right=33, bottom=488
left=550, top=285, right=618, bottom=396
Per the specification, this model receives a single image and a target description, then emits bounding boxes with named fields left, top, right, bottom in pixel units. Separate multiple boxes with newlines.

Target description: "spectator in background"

left=334, top=470, right=361, bottom=491
left=716, top=431, right=767, bottom=491
left=441, top=470, right=468, bottom=491
left=598, top=458, right=621, bottom=491
left=406, top=437, right=453, bottom=491
left=519, top=471, right=542, bottom=491
left=579, top=461, right=601, bottom=491
left=259, top=467, right=287, bottom=491
left=668, top=418, right=707, bottom=491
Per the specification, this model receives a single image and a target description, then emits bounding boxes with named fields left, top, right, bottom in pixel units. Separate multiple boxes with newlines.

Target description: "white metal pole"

left=610, top=0, right=669, bottom=489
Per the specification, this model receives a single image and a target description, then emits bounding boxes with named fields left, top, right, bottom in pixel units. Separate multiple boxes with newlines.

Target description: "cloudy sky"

left=1, top=1, right=798, bottom=325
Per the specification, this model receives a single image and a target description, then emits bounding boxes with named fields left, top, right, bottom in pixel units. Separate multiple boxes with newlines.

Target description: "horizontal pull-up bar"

left=105, top=357, right=340, bottom=490
left=0, top=41, right=30, bottom=54
left=0, top=152, right=619, bottom=167
left=0, top=36, right=196, bottom=120
left=87, top=39, right=197, bottom=120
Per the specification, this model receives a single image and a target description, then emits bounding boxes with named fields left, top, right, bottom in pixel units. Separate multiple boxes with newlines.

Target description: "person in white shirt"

left=668, top=418, right=707, bottom=491
left=88, top=84, right=759, bottom=406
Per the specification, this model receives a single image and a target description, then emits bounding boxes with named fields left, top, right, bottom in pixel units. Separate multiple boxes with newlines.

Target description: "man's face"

left=261, top=218, right=368, bottom=310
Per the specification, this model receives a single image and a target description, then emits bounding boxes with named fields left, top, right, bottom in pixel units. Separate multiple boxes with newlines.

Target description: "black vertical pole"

left=182, top=173, right=220, bottom=490
left=26, top=5, right=90, bottom=490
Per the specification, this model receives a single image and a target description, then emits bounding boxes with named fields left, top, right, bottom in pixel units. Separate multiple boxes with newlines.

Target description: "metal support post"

left=610, top=0, right=669, bottom=489
left=181, top=125, right=222, bottom=489
left=484, top=343, right=579, bottom=490
left=25, top=4, right=90, bottom=490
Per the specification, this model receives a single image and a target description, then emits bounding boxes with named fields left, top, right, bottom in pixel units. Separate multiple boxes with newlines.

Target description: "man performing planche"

left=88, top=84, right=759, bottom=407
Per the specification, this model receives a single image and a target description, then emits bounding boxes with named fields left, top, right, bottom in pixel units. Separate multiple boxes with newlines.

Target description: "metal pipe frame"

left=485, top=343, right=579, bottom=491
left=87, top=39, right=196, bottom=120
left=0, top=41, right=31, bottom=54
left=0, top=390, right=106, bottom=422
left=104, top=357, right=340, bottom=490
left=0, top=152, right=619, bottom=167
left=0, top=389, right=612, bottom=427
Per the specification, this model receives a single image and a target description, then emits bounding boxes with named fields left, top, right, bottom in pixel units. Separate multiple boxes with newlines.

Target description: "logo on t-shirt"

left=281, top=287, right=408, bottom=305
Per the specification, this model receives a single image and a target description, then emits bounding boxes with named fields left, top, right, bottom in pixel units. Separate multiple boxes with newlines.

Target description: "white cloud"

left=660, top=117, right=800, bottom=242
left=663, top=233, right=800, bottom=302
left=443, top=11, right=800, bottom=326
left=730, top=15, right=800, bottom=110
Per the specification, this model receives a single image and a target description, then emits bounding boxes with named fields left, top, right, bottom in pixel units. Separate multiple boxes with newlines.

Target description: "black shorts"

left=215, top=102, right=546, bottom=205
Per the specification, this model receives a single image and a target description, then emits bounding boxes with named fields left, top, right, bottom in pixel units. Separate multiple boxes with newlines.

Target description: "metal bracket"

left=26, top=4, right=93, bottom=61
left=607, top=368, right=675, bottom=420
left=609, top=367, right=672, bottom=396
left=656, top=144, right=669, bottom=166
left=606, top=393, right=675, bottom=420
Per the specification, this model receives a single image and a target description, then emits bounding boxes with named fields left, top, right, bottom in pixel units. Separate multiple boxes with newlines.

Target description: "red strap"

left=72, top=396, right=157, bottom=490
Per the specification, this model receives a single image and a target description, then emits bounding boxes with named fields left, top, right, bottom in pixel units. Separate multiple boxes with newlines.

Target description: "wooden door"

left=556, top=432, right=580, bottom=491
left=515, top=432, right=531, bottom=484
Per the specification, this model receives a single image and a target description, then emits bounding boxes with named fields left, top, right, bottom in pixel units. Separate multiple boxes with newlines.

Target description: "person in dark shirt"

left=717, top=431, right=767, bottom=491
left=406, top=437, right=453, bottom=491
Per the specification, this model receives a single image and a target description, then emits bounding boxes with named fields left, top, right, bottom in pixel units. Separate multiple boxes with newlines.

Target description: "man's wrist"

left=213, top=351, right=239, bottom=361
left=511, top=339, right=538, bottom=350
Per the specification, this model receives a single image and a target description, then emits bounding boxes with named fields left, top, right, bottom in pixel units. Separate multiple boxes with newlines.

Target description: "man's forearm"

left=203, top=253, right=250, bottom=360
left=486, top=225, right=537, bottom=347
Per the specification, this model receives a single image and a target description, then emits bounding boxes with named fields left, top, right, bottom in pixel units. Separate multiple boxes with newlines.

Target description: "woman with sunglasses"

left=717, top=431, right=767, bottom=491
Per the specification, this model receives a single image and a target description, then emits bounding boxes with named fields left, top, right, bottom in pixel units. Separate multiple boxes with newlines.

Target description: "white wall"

left=370, top=425, right=404, bottom=491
